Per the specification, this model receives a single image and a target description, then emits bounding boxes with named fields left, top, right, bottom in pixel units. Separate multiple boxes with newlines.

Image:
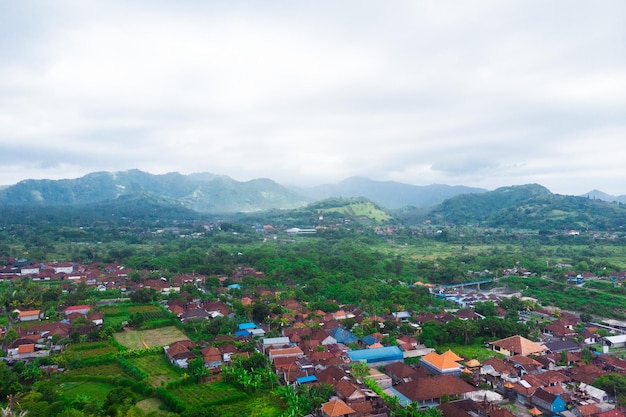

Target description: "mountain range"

left=0, top=169, right=487, bottom=212
left=1, top=170, right=625, bottom=231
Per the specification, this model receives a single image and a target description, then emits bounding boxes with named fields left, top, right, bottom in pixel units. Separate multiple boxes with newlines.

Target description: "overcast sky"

left=1, top=1, right=625, bottom=195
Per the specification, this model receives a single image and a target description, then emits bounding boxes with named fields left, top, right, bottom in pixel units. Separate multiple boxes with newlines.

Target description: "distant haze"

left=0, top=1, right=625, bottom=195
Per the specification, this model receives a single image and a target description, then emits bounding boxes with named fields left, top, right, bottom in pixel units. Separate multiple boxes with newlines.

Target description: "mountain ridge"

left=0, top=169, right=491, bottom=213
left=0, top=170, right=625, bottom=222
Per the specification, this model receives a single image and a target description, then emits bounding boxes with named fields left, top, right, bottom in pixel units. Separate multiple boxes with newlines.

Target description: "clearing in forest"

left=113, top=326, right=188, bottom=350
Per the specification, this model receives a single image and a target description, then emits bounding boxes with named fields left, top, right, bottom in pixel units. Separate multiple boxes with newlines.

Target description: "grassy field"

left=128, top=353, right=184, bottom=387
left=113, top=326, right=188, bottom=349
left=436, top=344, right=504, bottom=362
left=135, top=398, right=168, bottom=415
left=101, top=303, right=163, bottom=328
left=65, top=341, right=118, bottom=358
left=58, top=381, right=115, bottom=402
left=64, top=363, right=128, bottom=378
left=209, top=395, right=285, bottom=417
left=321, top=202, right=392, bottom=222
left=169, top=381, right=247, bottom=408
left=167, top=381, right=284, bottom=416
left=375, top=241, right=626, bottom=268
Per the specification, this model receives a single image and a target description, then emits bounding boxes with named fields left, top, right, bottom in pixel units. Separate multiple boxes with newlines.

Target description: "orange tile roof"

left=465, top=359, right=481, bottom=367
left=18, top=310, right=40, bottom=317
left=490, top=335, right=546, bottom=356
left=321, top=399, right=355, bottom=417
left=17, top=344, right=35, bottom=354
left=441, top=349, right=463, bottom=362
left=422, top=350, right=462, bottom=371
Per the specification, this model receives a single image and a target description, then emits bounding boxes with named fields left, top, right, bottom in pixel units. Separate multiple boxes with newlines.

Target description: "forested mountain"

left=0, top=170, right=310, bottom=213
left=423, top=184, right=626, bottom=231
left=582, top=189, right=626, bottom=204
left=301, top=176, right=486, bottom=209
left=2, top=171, right=626, bottom=231
left=0, top=170, right=487, bottom=213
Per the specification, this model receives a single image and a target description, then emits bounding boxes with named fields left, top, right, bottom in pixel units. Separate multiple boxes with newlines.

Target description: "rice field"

left=113, top=326, right=188, bottom=350
left=128, top=353, right=184, bottom=387
left=58, top=381, right=115, bottom=403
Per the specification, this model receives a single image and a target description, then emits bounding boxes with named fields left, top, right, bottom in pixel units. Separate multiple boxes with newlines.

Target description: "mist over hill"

left=0, top=170, right=486, bottom=213
left=1, top=170, right=626, bottom=231
left=300, top=176, right=487, bottom=209
left=0, top=170, right=309, bottom=214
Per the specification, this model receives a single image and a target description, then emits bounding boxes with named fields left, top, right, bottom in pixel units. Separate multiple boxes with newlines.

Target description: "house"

left=268, top=346, right=304, bottom=362
left=530, top=388, right=566, bottom=414
left=164, top=341, right=196, bottom=368
left=569, top=364, right=606, bottom=385
left=327, top=327, right=358, bottom=345
left=489, top=335, right=546, bottom=357
left=359, top=335, right=380, bottom=348
left=16, top=309, right=42, bottom=322
left=395, top=375, right=476, bottom=407
left=508, top=355, right=543, bottom=375
left=87, top=312, right=104, bottom=326
left=544, top=339, right=580, bottom=353
left=317, top=366, right=348, bottom=385
left=27, top=322, right=72, bottom=341
left=455, top=309, right=481, bottom=321
left=384, top=361, right=424, bottom=384
left=260, top=336, right=291, bottom=353
left=219, top=344, right=239, bottom=362
left=320, top=398, right=355, bottom=417
left=201, top=346, right=222, bottom=369
left=420, top=350, right=464, bottom=375
left=310, top=330, right=337, bottom=346
left=438, top=399, right=483, bottom=417
left=542, top=322, right=577, bottom=339
left=8, top=340, right=37, bottom=357
left=396, top=335, right=419, bottom=351
left=180, top=308, right=211, bottom=323
left=392, top=311, right=411, bottom=322
left=595, top=408, right=626, bottom=417
left=334, top=379, right=367, bottom=403
left=582, top=327, right=600, bottom=345
left=573, top=403, right=601, bottom=417
left=64, top=305, right=92, bottom=316
left=604, top=335, right=626, bottom=350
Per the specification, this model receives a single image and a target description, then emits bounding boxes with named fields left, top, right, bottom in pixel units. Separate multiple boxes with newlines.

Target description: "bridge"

left=436, top=278, right=496, bottom=291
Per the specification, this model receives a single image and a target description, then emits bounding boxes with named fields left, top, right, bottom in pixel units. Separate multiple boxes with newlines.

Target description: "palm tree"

left=2, top=393, right=27, bottom=417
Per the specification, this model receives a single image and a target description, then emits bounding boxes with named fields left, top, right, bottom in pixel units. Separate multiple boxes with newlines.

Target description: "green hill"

left=425, top=184, right=626, bottom=231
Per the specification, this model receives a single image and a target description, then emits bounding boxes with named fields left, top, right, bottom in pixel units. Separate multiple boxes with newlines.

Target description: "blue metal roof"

left=235, top=330, right=251, bottom=337
left=238, top=322, right=256, bottom=330
left=328, top=327, right=358, bottom=344
left=296, top=375, right=318, bottom=384
left=360, top=335, right=379, bottom=346
left=347, top=346, right=404, bottom=363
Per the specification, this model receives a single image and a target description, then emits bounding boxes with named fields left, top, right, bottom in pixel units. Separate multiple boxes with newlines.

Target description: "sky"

left=1, top=1, right=625, bottom=195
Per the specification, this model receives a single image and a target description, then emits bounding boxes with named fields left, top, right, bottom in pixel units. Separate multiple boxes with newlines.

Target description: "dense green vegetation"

left=2, top=187, right=626, bottom=416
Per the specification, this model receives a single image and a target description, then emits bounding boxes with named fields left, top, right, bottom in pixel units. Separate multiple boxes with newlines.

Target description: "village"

left=2, top=257, right=626, bottom=417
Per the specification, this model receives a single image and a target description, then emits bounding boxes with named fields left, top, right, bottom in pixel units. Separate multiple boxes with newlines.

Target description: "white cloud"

left=0, top=0, right=624, bottom=195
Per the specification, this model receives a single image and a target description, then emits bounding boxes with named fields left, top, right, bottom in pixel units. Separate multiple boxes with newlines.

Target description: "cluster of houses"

left=5, top=258, right=626, bottom=417
left=159, top=289, right=626, bottom=417
left=3, top=304, right=103, bottom=363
